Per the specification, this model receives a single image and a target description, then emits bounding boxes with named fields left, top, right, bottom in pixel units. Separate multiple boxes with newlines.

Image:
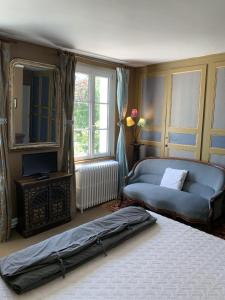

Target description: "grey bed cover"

left=0, top=206, right=156, bottom=294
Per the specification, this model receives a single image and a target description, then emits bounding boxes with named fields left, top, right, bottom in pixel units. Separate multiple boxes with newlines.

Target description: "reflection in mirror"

left=9, top=59, right=60, bottom=149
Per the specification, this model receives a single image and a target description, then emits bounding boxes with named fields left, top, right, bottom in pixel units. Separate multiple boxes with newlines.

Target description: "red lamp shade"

left=131, top=108, right=138, bottom=118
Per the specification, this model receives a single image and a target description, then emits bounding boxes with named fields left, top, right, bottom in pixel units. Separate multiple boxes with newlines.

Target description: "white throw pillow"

left=160, top=168, right=188, bottom=190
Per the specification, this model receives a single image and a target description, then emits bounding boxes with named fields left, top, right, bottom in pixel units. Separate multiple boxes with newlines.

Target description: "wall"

left=7, top=40, right=60, bottom=218
left=3, top=38, right=134, bottom=218
left=8, top=38, right=225, bottom=219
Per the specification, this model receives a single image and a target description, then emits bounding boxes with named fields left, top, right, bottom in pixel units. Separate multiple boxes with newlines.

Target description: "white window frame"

left=74, top=63, right=116, bottom=160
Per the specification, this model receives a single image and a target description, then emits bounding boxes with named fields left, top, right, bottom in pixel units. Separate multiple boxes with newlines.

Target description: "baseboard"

left=0, top=218, right=18, bottom=229
left=11, top=218, right=18, bottom=229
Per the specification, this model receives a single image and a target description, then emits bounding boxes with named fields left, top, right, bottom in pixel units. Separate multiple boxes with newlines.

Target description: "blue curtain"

left=116, top=68, right=129, bottom=194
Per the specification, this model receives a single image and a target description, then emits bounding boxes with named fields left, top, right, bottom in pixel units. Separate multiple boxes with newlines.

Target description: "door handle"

left=165, top=144, right=168, bottom=147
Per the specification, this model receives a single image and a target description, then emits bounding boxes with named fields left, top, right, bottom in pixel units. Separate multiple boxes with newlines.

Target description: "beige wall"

left=5, top=38, right=135, bottom=218
left=7, top=41, right=60, bottom=217
left=138, top=51, right=225, bottom=73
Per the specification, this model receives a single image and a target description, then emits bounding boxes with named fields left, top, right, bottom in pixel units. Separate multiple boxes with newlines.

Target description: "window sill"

left=75, top=156, right=116, bottom=165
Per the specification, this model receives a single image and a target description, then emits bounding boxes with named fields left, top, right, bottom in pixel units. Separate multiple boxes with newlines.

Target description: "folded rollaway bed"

left=0, top=206, right=156, bottom=294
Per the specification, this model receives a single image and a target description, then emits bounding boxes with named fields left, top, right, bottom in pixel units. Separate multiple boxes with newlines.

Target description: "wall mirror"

left=9, top=59, right=61, bottom=150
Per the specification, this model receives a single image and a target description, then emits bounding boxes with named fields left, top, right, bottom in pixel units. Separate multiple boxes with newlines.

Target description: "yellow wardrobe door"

left=202, top=62, right=225, bottom=166
left=165, top=65, right=206, bottom=160
left=139, top=71, right=167, bottom=157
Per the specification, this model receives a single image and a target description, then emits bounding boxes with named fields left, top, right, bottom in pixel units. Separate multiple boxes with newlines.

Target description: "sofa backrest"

left=128, top=158, right=225, bottom=199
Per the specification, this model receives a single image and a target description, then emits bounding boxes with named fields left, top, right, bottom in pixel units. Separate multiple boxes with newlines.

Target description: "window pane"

left=94, top=129, right=108, bottom=154
left=74, top=102, right=89, bottom=129
left=95, top=76, right=108, bottom=103
left=75, top=73, right=89, bottom=102
left=94, top=103, right=108, bottom=129
left=74, top=130, right=89, bottom=157
left=74, top=66, right=115, bottom=159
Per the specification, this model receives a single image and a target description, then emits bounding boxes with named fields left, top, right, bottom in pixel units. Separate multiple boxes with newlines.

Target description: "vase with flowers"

left=126, top=109, right=146, bottom=164
left=126, top=108, right=146, bottom=144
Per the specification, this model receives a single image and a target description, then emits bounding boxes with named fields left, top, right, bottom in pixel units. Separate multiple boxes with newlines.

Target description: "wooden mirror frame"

left=8, top=58, right=61, bottom=150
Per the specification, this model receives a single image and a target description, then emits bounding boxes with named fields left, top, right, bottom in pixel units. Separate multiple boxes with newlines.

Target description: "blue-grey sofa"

left=123, top=158, right=225, bottom=225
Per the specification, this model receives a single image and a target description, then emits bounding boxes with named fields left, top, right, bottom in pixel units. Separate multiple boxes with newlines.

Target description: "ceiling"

left=1, top=0, right=225, bottom=67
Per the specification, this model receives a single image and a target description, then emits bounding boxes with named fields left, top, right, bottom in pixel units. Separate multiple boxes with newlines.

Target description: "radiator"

left=76, top=160, right=118, bottom=212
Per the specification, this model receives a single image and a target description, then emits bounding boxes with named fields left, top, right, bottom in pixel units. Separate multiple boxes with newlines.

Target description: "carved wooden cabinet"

left=15, top=172, right=72, bottom=237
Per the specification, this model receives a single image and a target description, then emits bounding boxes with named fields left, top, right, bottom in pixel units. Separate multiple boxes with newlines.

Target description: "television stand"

left=36, top=173, right=50, bottom=180
left=15, top=172, right=72, bottom=237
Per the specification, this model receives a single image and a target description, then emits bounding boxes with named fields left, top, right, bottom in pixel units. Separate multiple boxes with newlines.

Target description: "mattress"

left=1, top=211, right=225, bottom=299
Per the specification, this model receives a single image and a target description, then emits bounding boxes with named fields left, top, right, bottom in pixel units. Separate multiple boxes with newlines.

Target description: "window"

left=74, top=63, right=116, bottom=159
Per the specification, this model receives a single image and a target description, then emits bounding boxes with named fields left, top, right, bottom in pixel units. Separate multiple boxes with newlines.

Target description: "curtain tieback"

left=117, top=120, right=125, bottom=127
left=0, top=118, right=7, bottom=125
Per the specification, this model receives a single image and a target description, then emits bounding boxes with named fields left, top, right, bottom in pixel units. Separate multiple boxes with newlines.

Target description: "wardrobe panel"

left=168, top=148, right=196, bottom=159
left=140, top=131, right=161, bottom=142
left=210, top=154, right=225, bottom=166
left=142, top=76, right=165, bottom=127
left=211, top=135, right=225, bottom=149
left=139, top=145, right=161, bottom=159
left=139, top=73, right=167, bottom=158
left=170, top=71, right=200, bottom=128
left=212, top=68, right=225, bottom=129
left=168, top=133, right=196, bottom=145
left=202, top=62, right=225, bottom=166
left=165, top=65, right=206, bottom=160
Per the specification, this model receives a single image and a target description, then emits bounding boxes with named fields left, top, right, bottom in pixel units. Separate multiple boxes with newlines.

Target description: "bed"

left=1, top=211, right=225, bottom=299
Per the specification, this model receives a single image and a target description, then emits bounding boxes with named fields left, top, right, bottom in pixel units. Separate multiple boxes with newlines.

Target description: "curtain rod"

left=0, top=36, right=17, bottom=44
left=75, top=54, right=126, bottom=67
left=57, top=49, right=128, bottom=68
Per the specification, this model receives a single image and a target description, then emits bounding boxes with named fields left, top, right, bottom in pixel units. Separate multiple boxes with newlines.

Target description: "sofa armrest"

left=124, top=171, right=134, bottom=186
left=210, top=190, right=224, bottom=204
left=124, top=176, right=129, bottom=186
left=124, top=165, right=136, bottom=186
left=209, top=190, right=225, bottom=220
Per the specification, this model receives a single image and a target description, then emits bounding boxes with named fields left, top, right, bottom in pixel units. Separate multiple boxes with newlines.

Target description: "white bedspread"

left=1, top=212, right=225, bottom=300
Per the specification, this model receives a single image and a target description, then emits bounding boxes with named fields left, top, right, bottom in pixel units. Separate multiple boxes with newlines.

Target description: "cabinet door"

left=165, top=65, right=206, bottom=159
left=202, top=62, right=225, bottom=166
left=139, top=73, right=167, bottom=157
left=49, top=179, right=70, bottom=222
left=26, top=185, right=49, bottom=229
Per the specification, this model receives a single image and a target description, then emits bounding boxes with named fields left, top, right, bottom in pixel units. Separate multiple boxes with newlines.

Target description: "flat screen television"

left=22, top=152, right=58, bottom=177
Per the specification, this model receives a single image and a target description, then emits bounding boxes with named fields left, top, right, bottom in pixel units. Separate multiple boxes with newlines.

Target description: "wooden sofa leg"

left=206, top=210, right=214, bottom=233
left=119, top=196, right=142, bottom=209
left=118, top=195, right=124, bottom=208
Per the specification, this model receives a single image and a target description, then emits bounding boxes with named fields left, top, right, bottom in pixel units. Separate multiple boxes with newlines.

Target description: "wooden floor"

left=0, top=204, right=111, bottom=258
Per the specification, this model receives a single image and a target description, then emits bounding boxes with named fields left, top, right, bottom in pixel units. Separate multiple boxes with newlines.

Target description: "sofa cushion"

left=182, top=181, right=215, bottom=199
left=160, top=168, right=188, bottom=190
left=123, top=183, right=210, bottom=222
